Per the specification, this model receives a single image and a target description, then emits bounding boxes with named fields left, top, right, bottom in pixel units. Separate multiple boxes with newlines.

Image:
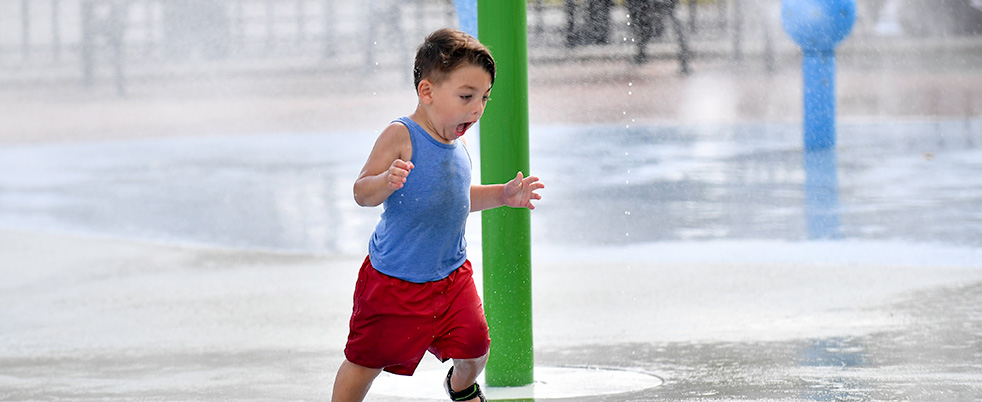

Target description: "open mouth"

left=455, top=122, right=474, bottom=136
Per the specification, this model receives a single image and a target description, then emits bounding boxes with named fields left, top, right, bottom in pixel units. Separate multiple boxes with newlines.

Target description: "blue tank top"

left=368, top=117, right=471, bottom=283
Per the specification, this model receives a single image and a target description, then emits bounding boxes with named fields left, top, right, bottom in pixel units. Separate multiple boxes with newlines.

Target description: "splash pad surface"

left=1, top=120, right=979, bottom=252
left=371, top=365, right=663, bottom=400
left=1, top=120, right=981, bottom=401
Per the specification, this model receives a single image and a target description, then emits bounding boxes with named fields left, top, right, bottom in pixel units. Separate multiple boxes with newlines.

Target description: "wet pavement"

left=560, top=292, right=982, bottom=401
left=2, top=120, right=980, bottom=252
left=2, top=229, right=981, bottom=401
left=1, top=118, right=981, bottom=401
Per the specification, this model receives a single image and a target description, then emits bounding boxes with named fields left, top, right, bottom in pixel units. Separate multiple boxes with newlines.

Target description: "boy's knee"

left=332, top=360, right=382, bottom=402
left=457, top=352, right=488, bottom=365
left=452, top=353, right=489, bottom=375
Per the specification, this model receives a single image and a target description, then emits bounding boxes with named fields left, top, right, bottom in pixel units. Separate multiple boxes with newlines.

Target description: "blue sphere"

left=781, top=0, right=856, bottom=50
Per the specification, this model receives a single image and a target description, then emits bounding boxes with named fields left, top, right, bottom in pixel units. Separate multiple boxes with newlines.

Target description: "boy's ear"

left=417, top=79, right=434, bottom=104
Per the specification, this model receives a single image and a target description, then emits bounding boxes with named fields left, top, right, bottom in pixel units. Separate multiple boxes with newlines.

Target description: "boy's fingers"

left=394, top=159, right=414, bottom=171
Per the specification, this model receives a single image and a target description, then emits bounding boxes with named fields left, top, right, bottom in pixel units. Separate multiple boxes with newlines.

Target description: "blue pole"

left=781, top=0, right=855, bottom=151
left=802, top=50, right=836, bottom=150
left=453, top=0, right=478, bottom=38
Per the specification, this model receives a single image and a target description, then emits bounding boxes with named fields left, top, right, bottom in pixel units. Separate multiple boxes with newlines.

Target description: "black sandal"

left=444, top=367, right=487, bottom=402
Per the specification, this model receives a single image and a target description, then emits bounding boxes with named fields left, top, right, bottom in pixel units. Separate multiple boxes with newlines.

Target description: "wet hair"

left=413, top=28, right=495, bottom=93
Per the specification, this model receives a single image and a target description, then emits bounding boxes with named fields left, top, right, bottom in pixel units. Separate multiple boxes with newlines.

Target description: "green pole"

left=477, top=0, right=533, bottom=388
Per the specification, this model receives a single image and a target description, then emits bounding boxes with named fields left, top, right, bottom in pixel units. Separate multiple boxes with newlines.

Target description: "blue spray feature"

left=781, top=0, right=855, bottom=151
left=454, top=0, right=478, bottom=38
left=782, top=0, right=853, bottom=239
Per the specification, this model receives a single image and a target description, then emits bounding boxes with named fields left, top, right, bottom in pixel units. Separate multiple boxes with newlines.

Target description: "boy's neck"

left=409, top=107, right=454, bottom=145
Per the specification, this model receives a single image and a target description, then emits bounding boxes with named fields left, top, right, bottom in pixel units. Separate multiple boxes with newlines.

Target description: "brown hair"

left=413, top=28, right=495, bottom=92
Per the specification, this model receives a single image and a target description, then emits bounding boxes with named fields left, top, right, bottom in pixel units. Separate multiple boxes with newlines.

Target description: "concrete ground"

left=2, top=22, right=982, bottom=402
left=2, top=224, right=981, bottom=401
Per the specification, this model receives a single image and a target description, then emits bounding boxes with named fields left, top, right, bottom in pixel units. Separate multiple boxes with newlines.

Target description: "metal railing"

left=4, top=0, right=958, bottom=95
left=1, top=0, right=456, bottom=94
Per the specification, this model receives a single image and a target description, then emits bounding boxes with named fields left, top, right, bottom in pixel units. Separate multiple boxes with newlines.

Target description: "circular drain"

left=370, top=366, right=663, bottom=400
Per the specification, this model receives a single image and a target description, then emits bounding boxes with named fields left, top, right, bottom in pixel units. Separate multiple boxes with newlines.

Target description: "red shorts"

left=344, top=256, right=490, bottom=376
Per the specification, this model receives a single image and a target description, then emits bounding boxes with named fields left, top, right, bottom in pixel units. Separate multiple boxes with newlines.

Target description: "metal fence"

left=3, top=0, right=947, bottom=95
left=1, top=1, right=454, bottom=90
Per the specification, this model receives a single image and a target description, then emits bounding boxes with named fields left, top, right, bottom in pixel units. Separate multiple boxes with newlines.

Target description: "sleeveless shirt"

left=368, top=116, right=471, bottom=283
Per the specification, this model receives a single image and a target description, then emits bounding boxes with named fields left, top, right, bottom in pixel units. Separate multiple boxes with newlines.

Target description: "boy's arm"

left=353, top=123, right=413, bottom=207
left=470, top=171, right=544, bottom=212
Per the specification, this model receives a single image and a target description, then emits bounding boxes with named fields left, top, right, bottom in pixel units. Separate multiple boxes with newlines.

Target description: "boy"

left=332, top=28, right=544, bottom=402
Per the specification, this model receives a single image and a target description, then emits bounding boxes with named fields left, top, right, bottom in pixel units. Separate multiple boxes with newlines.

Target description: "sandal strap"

left=448, top=383, right=482, bottom=401
left=445, top=367, right=486, bottom=402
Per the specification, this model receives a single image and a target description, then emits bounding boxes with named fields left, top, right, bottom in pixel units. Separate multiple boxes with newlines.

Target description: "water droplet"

left=628, top=82, right=633, bottom=87
left=624, top=211, right=631, bottom=215
left=628, top=91, right=632, bottom=95
left=622, top=111, right=627, bottom=115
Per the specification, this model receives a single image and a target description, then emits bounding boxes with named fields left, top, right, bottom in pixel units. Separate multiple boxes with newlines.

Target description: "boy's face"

left=421, top=64, right=492, bottom=143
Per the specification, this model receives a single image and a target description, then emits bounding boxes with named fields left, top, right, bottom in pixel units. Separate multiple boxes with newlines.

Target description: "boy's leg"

left=449, top=352, right=488, bottom=392
left=434, top=261, right=490, bottom=401
left=447, top=352, right=489, bottom=401
left=331, top=359, right=382, bottom=402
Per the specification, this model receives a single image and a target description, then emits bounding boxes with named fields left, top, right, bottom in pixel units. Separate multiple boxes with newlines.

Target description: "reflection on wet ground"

left=0, top=133, right=377, bottom=253
left=543, top=282, right=982, bottom=401
left=1, top=120, right=979, bottom=253
left=532, top=119, right=982, bottom=248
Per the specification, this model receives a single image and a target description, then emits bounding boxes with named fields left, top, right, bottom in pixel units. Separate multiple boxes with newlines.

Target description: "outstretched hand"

left=503, top=171, right=545, bottom=210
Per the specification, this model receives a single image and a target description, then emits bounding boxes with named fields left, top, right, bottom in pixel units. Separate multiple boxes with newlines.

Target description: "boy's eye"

left=460, top=95, right=473, bottom=100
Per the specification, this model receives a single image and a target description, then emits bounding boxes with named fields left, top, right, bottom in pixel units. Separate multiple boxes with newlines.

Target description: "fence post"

left=52, top=0, right=61, bottom=60
left=21, top=0, right=30, bottom=59
left=80, top=0, right=95, bottom=86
